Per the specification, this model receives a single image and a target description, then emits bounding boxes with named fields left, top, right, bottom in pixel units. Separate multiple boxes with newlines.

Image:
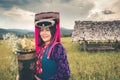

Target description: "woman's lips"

left=42, top=36, right=49, bottom=39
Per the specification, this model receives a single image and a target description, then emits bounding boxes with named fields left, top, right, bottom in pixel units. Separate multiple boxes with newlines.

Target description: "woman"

left=35, top=15, right=70, bottom=80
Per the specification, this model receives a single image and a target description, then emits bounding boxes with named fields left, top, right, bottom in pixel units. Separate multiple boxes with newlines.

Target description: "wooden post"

left=83, top=38, right=87, bottom=51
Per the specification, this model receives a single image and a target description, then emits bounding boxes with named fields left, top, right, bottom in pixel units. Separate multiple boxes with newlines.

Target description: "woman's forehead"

left=40, top=27, right=50, bottom=30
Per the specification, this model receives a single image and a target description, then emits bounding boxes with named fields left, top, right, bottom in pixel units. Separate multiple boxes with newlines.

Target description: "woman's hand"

left=16, top=75, right=19, bottom=80
left=34, top=75, right=41, bottom=80
left=16, top=75, right=41, bottom=80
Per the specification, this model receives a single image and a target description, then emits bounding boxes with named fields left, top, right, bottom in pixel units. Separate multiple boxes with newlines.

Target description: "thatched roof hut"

left=72, top=20, right=120, bottom=42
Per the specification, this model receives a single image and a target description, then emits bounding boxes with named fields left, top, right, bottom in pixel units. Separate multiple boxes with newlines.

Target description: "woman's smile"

left=42, top=35, right=49, bottom=39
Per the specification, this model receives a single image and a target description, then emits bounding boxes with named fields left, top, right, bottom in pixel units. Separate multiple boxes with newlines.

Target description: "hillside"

left=0, top=28, right=33, bottom=39
left=8, top=29, right=33, bottom=34
left=60, top=27, right=73, bottom=36
left=0, top=28, right=73, bottom=39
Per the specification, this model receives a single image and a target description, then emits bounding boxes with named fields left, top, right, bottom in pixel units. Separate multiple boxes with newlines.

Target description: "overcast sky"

left=0, top=0, right=120, bottom=30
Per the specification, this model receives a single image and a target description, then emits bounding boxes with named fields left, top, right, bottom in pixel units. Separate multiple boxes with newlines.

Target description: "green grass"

left=0, top=40, right=17, bottom=80
left=62, top=37, right=120, bottom=80
left=0, top=38, right=120, bottom=80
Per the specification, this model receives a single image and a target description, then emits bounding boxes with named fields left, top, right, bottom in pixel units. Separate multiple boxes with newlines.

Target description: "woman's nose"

left=42, top=30, right=47, bottom=34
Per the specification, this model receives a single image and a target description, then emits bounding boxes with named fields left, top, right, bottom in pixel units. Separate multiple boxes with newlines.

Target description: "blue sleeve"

left=48, top=43, right=70, bottom=80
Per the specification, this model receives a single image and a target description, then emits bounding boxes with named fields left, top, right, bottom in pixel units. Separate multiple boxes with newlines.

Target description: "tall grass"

left=0, top=38, right=120, bottom=80
left=0, top=40, right=17, bottom=80
left=62, top=37, right=120, bottom=80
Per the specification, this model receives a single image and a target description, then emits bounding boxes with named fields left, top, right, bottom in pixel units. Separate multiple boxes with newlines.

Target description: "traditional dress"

left=36, top=43, right=70, bottom=80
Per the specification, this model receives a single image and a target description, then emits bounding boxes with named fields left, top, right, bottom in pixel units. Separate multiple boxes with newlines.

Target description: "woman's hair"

left=38, top=25, right=56, bottom=46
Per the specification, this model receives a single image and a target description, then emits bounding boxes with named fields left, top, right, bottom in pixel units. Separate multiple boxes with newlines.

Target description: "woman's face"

left=40, top=27, right=51, bottom=44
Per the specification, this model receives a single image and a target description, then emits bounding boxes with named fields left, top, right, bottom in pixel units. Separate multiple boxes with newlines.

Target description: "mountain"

left=8, top=29, right=33, bottom=34
left=0, top=27, right=73, bottom=39
left=0, top=28, right=34, bottom=39
left=0, top=28, right=9, bottom=33
left=60, top=27, right=73, bottom=36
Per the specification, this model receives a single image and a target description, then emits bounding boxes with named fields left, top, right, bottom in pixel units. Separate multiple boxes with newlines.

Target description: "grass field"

left=0, top=37, right=120, bottom=80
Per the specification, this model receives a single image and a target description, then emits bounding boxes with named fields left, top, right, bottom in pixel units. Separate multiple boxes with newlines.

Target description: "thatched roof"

left=72, top=20, right=120, bottom=42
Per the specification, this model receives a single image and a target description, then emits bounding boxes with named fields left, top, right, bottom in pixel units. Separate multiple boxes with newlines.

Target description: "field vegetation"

left=0, top=37, right=120, bottom=80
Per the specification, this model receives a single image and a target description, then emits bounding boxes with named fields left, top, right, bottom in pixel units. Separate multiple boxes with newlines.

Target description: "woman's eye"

left=46, top=29, right=50, bottom=31
left=40, top=30, right=42, bottom=31
left=40, top=29, right=43, bottom=32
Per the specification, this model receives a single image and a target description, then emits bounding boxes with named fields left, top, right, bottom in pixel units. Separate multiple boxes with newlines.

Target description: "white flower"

left=3, top=33, right=35, bottom=53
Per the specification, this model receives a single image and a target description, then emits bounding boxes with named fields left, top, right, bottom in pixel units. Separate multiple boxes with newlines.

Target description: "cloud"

left=86, top=0, right=120, bottom=21
left=0, top=7, right=35, bottom=30
left=0, top=0, right=71, bottom=10
left=102, top=10, right=114, bottom=15
left=1, top=0, right=94, bottom=29
left=0, top=0, right=94, bottom=29
left=112, top=0, right=120, bottom=13
left=0, top=0, right=120, bottom=29
left=0, top=0, right=41, bottom=9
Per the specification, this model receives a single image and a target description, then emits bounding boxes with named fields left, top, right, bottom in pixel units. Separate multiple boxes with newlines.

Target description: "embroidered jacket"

left=48, top=43, right=70, bottom=80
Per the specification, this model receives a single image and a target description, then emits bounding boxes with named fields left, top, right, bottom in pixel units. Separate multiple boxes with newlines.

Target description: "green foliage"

left=0, top=38, right=120, bottom=80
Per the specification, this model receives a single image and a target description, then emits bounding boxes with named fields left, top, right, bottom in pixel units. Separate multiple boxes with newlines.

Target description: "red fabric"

left=35, top=12, right=60, bottom=74
left=36, top=44, right=48, bottom=74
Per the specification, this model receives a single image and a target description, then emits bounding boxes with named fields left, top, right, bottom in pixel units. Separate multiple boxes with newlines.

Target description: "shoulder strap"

left=47, top=42, right=60, bottom=59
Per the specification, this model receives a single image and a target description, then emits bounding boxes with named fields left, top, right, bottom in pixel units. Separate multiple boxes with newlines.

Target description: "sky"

left=0, top=0, right=120, bottom=30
